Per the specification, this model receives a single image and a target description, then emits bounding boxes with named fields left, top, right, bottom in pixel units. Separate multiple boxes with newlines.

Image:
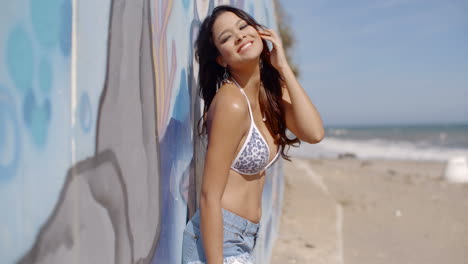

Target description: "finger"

left=267, top=29, right=281, bottom=40
left=260, top=34, right=281, bottom=47
left=260, top=34, right=279, bottom=41
left=263, top=29, right=281, bottom=42
left=259, top=34, right=274, bottom=42
left=261, top=36, right=280, bottom=47
left=265, top=29, right=281, bottom=39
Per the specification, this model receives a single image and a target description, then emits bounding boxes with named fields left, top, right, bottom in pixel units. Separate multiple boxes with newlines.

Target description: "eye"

left=221, top=35, right=231, bottom=43
left=220, top=23, right=249, bottom=44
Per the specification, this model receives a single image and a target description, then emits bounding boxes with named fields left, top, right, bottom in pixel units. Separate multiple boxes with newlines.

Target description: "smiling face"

left=211, top=11, right=263, bottom=69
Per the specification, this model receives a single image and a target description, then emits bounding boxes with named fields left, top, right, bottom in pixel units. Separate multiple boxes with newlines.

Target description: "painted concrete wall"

left=0, top=0, right=283, bottom=263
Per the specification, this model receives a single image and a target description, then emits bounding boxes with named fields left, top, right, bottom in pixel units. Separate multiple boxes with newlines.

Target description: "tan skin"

left=199, top=12, right=325, bottom=263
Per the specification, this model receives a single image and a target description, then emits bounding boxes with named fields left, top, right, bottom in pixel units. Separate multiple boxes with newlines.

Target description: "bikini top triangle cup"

left=229, top=78, right=281, bottom=175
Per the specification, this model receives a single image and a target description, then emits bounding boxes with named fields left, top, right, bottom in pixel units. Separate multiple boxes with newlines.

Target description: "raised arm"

left=200, top=88, right=248, bottom=263
left=260, top=28, right=325, bottom=144
left=280, top=66, right=324, bottom=143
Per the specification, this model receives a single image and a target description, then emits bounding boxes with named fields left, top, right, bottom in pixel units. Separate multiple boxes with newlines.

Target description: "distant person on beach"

left=181, top=5, right=324, bottom=264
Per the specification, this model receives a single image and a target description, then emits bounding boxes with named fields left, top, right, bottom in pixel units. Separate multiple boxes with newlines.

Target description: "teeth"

left=240, top=42, right=252, bottom=52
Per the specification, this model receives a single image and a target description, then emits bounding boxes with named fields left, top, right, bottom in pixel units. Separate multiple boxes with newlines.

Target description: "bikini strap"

left=230, top=78, right=254, bottom=122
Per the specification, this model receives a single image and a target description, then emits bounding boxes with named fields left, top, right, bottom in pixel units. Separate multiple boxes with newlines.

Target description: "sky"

left=279, top=0, right=468, bottom=127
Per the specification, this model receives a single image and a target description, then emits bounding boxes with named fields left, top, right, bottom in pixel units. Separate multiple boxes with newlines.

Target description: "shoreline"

left=271, top=157, right=468, bottom=264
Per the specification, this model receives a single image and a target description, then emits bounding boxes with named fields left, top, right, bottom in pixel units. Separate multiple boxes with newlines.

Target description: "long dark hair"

left=195, top=5, right=300, bottom=161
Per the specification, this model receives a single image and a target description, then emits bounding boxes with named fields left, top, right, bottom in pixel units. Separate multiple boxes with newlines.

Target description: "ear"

left=216, top=55, right=226, bottom=68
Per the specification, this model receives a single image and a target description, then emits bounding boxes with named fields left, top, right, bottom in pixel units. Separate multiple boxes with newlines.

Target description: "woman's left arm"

left=260, top=28, right=325, bottom=143
left=279, top=64, right=325, bottom=143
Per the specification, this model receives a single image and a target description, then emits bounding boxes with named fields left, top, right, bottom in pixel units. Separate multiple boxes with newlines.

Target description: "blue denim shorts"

left=181, top=208, right=260, bottom=264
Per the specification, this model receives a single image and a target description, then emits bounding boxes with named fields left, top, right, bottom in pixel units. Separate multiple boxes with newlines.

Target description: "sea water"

left=290, top=123, right=468, bottom=161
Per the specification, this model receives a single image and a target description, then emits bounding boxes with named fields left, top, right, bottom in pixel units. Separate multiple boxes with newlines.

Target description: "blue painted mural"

left=0, top=0, right=283, bottom=263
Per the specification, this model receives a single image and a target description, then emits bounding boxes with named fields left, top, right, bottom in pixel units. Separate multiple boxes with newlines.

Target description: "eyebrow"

left=218, top=19, right=244, bottom=41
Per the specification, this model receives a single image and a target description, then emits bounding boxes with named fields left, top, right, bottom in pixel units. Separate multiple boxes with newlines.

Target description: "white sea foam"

left=328, top=128, right=349, bottom=136
left=290, top=137, right=468, bottom=161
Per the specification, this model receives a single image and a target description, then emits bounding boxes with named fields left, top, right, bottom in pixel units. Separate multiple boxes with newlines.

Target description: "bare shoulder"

left=208, top=82, right=249, bottom=122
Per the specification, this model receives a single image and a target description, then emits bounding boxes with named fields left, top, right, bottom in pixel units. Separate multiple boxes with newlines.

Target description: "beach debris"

left=337, top=198, right=352, bottom=207
left=387, top=169, right=397, bottom=175
left=338, top=152, right=357, bottom=159
left=304, top=242, right=315, bottom=249
left=443, top=156, right=468, bottom=183
left=360, top=160, right=372, bottom=167
left=395, top=210, right=402, bottom=217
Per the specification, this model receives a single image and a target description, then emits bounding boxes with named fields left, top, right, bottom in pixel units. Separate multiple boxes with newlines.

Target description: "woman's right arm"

left=199, top=90, right=247, bottom=264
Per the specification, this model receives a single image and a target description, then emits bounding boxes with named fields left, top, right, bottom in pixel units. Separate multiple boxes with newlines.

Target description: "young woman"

left=182, top=5, right=324, bottom=264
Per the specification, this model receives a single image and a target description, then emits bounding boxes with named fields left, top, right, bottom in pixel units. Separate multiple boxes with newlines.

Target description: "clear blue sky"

left=280, top=0, right=468, bottom=127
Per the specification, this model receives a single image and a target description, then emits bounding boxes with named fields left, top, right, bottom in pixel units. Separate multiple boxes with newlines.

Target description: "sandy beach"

left=271, top=158, right=468, bottom=264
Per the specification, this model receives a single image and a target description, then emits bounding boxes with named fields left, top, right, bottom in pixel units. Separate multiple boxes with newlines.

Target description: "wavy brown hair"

left=195, top=5, right=300, bottom=161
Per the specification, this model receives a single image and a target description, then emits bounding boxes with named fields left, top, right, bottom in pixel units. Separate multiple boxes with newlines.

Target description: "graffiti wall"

left=0, top=0, right=283, bottom=263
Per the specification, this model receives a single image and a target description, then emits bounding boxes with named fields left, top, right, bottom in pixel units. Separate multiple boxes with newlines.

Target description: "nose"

left=234, top=30, right=246, bottom=44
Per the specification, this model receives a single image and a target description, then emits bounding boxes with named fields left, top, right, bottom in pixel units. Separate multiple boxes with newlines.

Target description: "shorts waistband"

left=191, top=208, right=260, bottom=237
left=222, top=208, right=260, bottom=236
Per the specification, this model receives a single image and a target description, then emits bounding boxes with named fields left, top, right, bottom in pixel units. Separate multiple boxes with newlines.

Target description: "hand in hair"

left=259, top=28, right=289, bottom=71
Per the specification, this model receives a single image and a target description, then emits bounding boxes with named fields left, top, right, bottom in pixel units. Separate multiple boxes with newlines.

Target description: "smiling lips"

left=238, top=41, right=253, bottom=53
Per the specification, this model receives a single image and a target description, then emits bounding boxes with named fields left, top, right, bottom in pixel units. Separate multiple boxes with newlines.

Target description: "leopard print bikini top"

left=229, top=78, right=281, bottom=175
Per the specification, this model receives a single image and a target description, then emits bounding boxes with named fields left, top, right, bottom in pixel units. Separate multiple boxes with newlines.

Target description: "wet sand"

left=271, top=158, right=468, bottom=264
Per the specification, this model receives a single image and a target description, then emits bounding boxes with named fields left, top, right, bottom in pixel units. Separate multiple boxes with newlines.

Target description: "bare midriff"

left=221, top=169, right=266, bottom=224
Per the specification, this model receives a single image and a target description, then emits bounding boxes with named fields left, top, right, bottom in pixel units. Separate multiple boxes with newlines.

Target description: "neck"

left=230, top=61, right=261, bottom=97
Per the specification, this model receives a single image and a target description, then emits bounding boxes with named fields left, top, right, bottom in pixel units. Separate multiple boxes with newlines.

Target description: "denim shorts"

left=181, top=208, right=260, bottom=264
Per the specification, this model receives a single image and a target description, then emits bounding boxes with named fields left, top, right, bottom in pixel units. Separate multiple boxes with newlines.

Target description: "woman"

left=182, top=5, right=324, bottom=264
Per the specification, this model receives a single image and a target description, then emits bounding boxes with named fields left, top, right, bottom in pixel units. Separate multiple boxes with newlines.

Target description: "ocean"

left=290, top=123, right=468, bottom=161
